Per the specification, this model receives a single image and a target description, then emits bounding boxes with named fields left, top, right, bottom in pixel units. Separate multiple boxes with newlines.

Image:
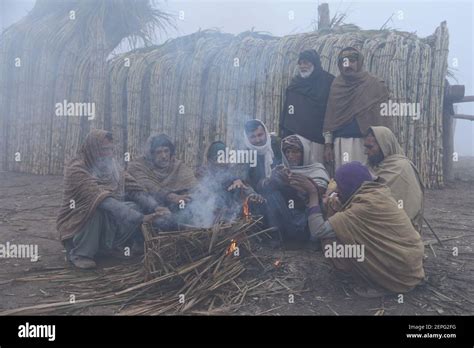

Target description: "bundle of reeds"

left=0, top=218, right=299, bottom=315
left=0, top=0, right=171, bottom=174
left=107, top=24, right=449, bottom=188
left=0, top=3, right=450, bottom=187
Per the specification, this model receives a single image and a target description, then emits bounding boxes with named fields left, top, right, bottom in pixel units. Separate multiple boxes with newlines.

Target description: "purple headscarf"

left=335, top=161, right=373, bottom=203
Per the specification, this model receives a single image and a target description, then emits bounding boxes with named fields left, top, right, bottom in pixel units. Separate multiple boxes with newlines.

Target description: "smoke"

left=177, top=166, right=243, bottom=228
left=89, top=143, right=124, bottom=187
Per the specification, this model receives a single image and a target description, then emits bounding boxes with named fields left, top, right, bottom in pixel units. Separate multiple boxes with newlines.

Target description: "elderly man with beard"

left=323, top=47, right=392, bottom=174
left=127, top=134, right=198, bottom=213
left=57, top=130, right=170, bottom=269
left=280, top=49, right=334, bottom=164
left=364, top=126, right=424, bottom=231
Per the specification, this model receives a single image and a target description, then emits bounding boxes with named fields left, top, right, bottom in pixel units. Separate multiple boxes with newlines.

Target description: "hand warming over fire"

left=143, top=207, right=171, bottom=224
left=167, top=193, right=191, bottom=205
left=227, top=179, right=247, bottom=191
left=247, top=193, right=265, bottom=204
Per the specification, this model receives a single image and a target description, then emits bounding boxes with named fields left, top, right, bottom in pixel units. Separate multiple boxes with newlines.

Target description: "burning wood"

left=242, top=196, right=251, bottom=221
left=226, top=239, right=238, bottom=256
left=1, top=218, right=292, bottom=316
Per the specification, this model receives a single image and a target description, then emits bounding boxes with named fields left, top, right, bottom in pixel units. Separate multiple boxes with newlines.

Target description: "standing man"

left=323, top=47, right=392, bottom=173
left=280, top=49, right=334, bottom=164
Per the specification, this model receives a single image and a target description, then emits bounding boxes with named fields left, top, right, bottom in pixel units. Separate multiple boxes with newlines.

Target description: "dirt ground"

left=0, top=158, right=473, bottom=315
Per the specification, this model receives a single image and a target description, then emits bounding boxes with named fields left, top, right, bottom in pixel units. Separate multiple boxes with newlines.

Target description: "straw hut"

left=0, top=1, right=449, bottom=188
left=0, top=0, right=170, bottom=174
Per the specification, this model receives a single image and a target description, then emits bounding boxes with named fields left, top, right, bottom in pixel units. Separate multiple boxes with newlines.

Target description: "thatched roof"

left=106, top=24, right=449, bottom=187
left=0, top=4, right=449, bottom=187
left=0, top=0, right=171, bottom=174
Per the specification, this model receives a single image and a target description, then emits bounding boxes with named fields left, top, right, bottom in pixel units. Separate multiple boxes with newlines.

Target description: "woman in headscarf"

left=290, top=161, right=424, bottom=296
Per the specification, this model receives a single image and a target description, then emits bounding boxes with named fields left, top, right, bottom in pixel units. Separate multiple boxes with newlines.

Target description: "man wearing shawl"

left=127, top=134, right=198, bottom=212
left=292, top=161, right=424, bottom=296
left=364, top=126, right=424, bottom=231
left=243, top=119, right=279, bottom=192
left=57, top=130, right=170, bottom=269
left=280, top=49, right=334, bottom=164
left=323, top=47, right=392, bottom=173
left=261, top=134, right=329, bottom=242
left=194, top=141, right=264, bottom=221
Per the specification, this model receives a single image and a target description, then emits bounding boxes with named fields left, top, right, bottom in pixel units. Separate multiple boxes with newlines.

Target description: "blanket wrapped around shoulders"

left=56, top=129, right=143, bottom=242
left=127, top=156, right=197, bottom=195
left=328, top=181, right=425, bottom=292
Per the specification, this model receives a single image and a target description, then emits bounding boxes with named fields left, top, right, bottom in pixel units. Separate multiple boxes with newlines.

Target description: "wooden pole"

left=457, top=95, right=474, bottom=103
left=443, top=94, right=455, bottom=182
left=318, top=3, right=330, bottom=30
left=445, top=84, right=465, bottom=102
left=452, top=114, right=474, bottom=121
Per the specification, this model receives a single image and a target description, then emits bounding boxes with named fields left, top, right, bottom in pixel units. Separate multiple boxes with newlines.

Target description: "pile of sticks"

left=1, top=217, right=299, bottom=315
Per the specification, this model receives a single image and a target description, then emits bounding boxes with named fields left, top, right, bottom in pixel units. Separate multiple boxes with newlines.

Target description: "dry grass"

left=0, top=217, right=305, bottom=315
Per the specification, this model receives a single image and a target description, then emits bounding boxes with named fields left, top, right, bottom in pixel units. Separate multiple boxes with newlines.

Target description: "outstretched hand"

left=247, top=193, right=265, bottom=204
left=289, top=173, right=319, bottom=195
left=227, top=179, right=247, bottom=191
left=143, top=207, right=171, bottom=224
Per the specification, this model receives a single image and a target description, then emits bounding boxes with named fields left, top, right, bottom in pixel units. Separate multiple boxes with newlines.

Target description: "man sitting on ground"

left=290, top=161, right=425, bottom=296
left=364, top=126, right=424, bottom=231
left=242, top=119, right=281, bottom=193
left=263, top=134, right=329, bottom=243
left=194, top=140, right=264, bottom=221
left=57, top=130, right=170, bottom=269
left=127, top=134, right=198, bottom=213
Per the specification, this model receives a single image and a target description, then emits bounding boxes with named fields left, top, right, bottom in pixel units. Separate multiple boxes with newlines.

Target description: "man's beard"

left=299, top=65, right=314, bottom=79
left=154, top=158, right=171, bottom=169
left=94, top=157, right=120, bottom=181
left=368, top=152, right=384, bottom=166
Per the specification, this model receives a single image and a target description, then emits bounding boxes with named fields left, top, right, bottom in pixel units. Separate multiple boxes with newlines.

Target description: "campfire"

left=226, top=239, right=238, bottom=256
left=2, top=203, right=297, bottom=315
left=242, top=196, right=251, bottom=222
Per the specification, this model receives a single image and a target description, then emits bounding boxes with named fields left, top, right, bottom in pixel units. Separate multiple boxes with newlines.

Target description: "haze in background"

left=1, top=0, right=472, bottom=155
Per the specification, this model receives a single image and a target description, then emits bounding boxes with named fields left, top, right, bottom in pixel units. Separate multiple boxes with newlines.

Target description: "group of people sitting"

left=56, top=45, right=426, bottom=297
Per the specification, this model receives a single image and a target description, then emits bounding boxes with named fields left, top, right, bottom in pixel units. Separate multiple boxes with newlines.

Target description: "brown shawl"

left=368, top=126, right=424, bottom=231
left=128, top=156, right=197, bottom=194
left=127, top=134, right=197, bottom=194
left=323, top=47, right=391, bottom=134
left=328, top=181, right=425, bottom=292
left=56, top=129, right=142, bottom=242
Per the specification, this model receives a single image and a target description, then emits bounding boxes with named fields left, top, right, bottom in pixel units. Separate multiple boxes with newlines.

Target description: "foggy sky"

left=1, top=0, right=473, bottom=155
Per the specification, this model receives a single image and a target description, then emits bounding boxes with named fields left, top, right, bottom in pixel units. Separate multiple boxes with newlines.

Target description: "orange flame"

left=243, top=197, right=250, bottom=221
left=226, top=239, right=238, bottom=256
